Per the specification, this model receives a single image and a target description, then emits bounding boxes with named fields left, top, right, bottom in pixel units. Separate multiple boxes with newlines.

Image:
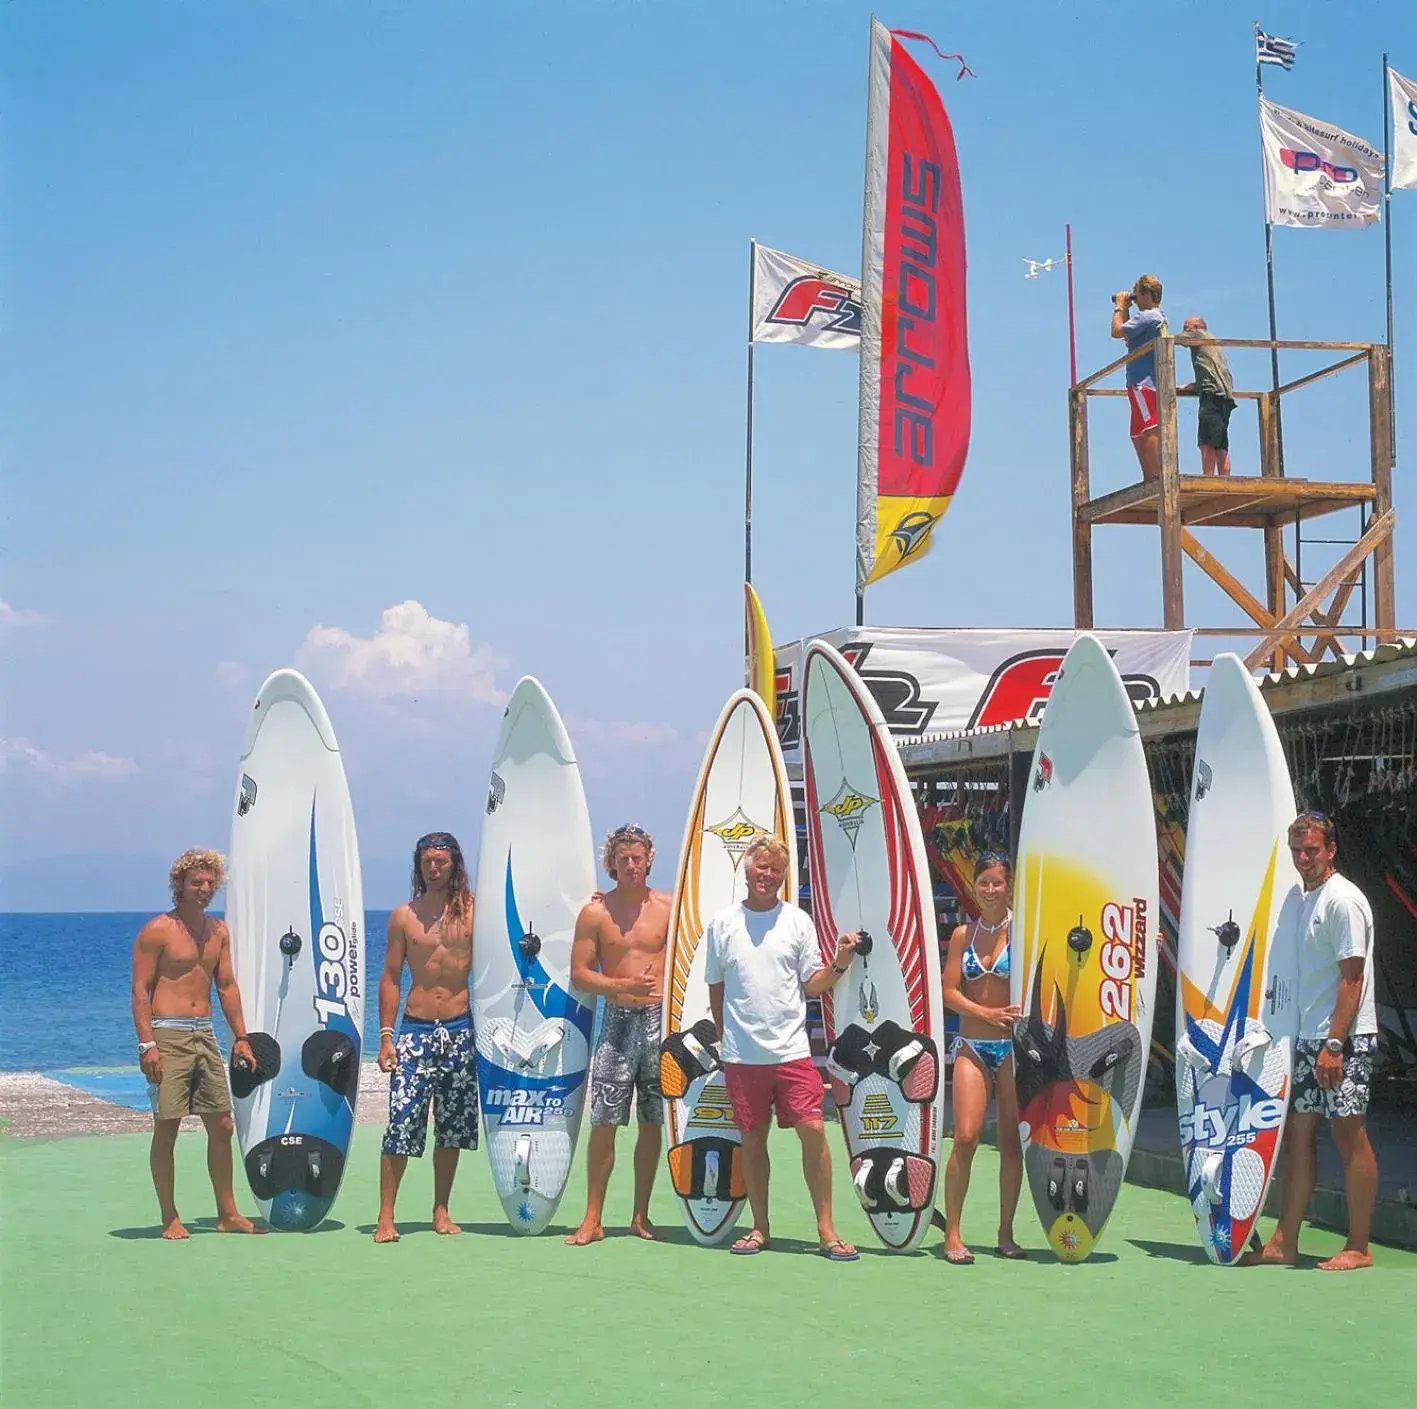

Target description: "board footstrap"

left=667, top=1138, right=745, bottom=1202
left=301, top=1030, right=358, bottom=1099
left=659, top=1020, right=722, bottom=1100
left=849, top=1149, right=936, bottom=1214
left=827, top=1022, right=939, bottom=1105
left=228, top=1031, right=281, bottom=1099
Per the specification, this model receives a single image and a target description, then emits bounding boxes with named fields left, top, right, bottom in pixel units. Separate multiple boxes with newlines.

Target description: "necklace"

left=975, top=911, right=1011, bottom=935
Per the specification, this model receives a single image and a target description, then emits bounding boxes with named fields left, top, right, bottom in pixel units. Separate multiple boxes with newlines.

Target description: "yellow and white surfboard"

left=1011, top=634, right=1159, bottom=1262
left=660, top=688, right=796, bottom=1244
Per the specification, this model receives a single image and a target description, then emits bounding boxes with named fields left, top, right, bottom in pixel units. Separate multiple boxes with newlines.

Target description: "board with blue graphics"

left=472, top=677, right=597, bottom=1234
left=227, top=669, right=365, bottom=1232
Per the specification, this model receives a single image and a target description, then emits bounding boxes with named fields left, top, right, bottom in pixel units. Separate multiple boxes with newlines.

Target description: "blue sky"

left=2, top=0, right=1412, bottom=910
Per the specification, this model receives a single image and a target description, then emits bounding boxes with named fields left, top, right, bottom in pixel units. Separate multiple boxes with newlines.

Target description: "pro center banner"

left=855, top=18, right=971, bottom=591
left=1259, top=96, right=1383, bottom=229
left=771, top=627, right=1194, bottom=752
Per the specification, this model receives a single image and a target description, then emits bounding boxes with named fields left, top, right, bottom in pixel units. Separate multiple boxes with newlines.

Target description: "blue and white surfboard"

left=227, top=670, right=364, bottom=1232
left=472, top=678, right=596, bottom=1234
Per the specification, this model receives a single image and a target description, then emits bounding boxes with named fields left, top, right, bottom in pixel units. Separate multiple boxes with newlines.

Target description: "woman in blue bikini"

left=940, top=852, right=1026, bottom=1264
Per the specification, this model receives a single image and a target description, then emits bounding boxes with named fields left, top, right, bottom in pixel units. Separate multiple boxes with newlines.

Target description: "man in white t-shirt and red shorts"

left=703, top=834, right=862, bottom=1261
left=1244, top=812, right=1379, bottom=1271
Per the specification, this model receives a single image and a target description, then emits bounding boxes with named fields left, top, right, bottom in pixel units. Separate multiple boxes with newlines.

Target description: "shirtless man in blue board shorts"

left=373, top=832, right=480, bottom=1243
left=564, top=825, right=671, bottom=1245
left=130, top=848, right=262, bottom=1239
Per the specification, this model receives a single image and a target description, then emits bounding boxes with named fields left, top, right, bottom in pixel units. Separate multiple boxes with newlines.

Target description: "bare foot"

left=161, top=1217, right=190, bottom=1241
left=943, top=1240, right=975, bottom=1266
left=995, top=1237, right=1027, bottom=1260
left=629, top=1214, right=661, bottom=1242
left=432, top=1209, right=462, bottom=1236
left=216, top=1215, right=266, bottom=1235
left=1318, top=1248, right=1373, bottom=1271
left=1239, top=1237, right=1297, bottom=1267
left=372, top=1220, right=400, bottom=1244
left=563, top=1221, right=605, bottom=1246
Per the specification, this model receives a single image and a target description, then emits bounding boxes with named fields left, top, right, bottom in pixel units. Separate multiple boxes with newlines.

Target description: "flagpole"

left=1383, top=53, right=1396, bottom=456
left=1065, top=223, right=1078, bottom=387
left=745, top=239, right=757, bottom=586
left=1256, top=28, right=1284, bottom=472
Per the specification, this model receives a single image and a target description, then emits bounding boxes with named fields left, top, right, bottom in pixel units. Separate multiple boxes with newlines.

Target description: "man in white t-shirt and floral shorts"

left=1244, top=812, right=1379, bottom=1271
left=704, top=834, right=862, bottom=1262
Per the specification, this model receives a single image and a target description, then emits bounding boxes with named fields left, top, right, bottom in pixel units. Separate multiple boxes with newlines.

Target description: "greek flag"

left=1255, top=27, right=1297, bottom=70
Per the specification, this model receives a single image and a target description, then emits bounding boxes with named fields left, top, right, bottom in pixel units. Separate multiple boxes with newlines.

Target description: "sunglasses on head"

left=417, top=832, right=461, bottom=855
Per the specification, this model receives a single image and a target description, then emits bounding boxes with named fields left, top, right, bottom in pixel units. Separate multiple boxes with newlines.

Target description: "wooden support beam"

left=1070, top=387, right=1093, bottom=628
left=1180, top=532, right=1312, bottom=667
left=1243, top=509, right=1396, bottom=668
left=1155, top=341, right=1184, bottom=628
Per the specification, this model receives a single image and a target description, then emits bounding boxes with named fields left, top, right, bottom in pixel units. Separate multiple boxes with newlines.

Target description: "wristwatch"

left=1322, top=1037, right=1345, bottom=1055
left=138, top=1041, right=157, bottom=1056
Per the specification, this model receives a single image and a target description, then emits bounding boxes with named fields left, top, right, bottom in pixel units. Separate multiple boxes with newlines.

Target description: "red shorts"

left=1129, top=380, right=1158, bottom=437
left=723, top=1058, right=825, bottom=1132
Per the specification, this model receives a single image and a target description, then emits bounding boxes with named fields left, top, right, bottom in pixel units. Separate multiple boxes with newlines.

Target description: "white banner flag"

left=1259, top=97, right=1382, bottom=228
left=1392, top=67, right=1417, bottom=192
left=750, top=243, right=862, bottom=350
left=769, top=627, right=1193, bottom=756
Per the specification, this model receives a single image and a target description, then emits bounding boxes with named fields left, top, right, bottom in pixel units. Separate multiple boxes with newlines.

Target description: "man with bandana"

left=373, top=832, right=479, bottom=1243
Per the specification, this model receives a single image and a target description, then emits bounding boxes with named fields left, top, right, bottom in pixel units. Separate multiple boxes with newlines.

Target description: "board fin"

left=229, top=1031, right=280, bottom=1099
left=301, top=1030, right=358, bottom=1099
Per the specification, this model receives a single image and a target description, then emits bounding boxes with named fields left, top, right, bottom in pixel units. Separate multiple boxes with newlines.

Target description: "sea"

left=0, top=912, right=406, bottom=1074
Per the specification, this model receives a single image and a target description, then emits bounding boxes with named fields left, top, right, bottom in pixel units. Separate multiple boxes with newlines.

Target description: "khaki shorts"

left=148, top=1025, right=232, bottom=1120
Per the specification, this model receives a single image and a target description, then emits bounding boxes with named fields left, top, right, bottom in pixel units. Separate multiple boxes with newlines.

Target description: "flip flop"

left=820, top=1238, right=860, bottom=1262
left=943, top=1246, right=975, bottom=1265
left=730, top=1231, right=769, bottom=1256
left=995, top=1243, right=1028, bottom=1261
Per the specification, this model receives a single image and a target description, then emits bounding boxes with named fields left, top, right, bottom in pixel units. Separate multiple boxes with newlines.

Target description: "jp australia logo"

left=486, top=771, right=506, bottom=815
left=1195, top=759, right=1214, bottom=802
left=237, top=774, right=257, bottom=817
left=1032, top=753, right=1054, bottom=792
left=706, top=809, right=770, bottom=869
left=821, top=779, right=878, bottom=850
left=485, top=1087, right=573, bottom=1126
left=859, top=980, right=880, bottom=1024
left=885, top=510, right=938, bottom=564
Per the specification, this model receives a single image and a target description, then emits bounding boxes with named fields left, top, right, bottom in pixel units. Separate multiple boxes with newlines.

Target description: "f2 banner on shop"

left=856, top=18, right=971, bottom=591
left=770, top=628, right=1193, bottom=753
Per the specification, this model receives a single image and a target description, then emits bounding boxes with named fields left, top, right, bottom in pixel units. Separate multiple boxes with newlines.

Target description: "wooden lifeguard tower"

left=1069, top=335, right=1401, bottom=670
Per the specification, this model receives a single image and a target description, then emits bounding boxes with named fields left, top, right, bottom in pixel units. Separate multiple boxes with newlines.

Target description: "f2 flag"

left=1392, top=67, right=1417, bottom=192
left=856, top=18, right=971, bottom=592
left=1259, top=97, right=1382, bottom=228
left=751, top=244, right=862, bottom=350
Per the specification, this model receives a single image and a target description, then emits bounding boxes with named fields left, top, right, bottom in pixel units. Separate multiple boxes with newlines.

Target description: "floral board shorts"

left=382, top=1014, right=479, bottom=1158
left=1292, top=1035, right=1377, bottom=1119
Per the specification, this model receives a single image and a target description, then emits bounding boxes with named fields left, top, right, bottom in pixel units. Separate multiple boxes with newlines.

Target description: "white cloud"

left=0, top=737, right=138, bottom=781
left=567, top=716, right=679, bottom=750
left=0, top=600, right=45, bottom=629
left=215, top=660, right=251, bottom=690
left=297, top=601, right=508, bottom=706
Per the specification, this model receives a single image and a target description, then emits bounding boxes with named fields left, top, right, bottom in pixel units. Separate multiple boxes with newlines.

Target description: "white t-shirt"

left=703, top=901, right=823, bottom=1065
left=1275, top=871, right=1377, bottom=1040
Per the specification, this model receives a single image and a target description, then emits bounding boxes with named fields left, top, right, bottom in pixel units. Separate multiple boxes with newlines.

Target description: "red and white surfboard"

left=801, top=639, right=944, bottom=1252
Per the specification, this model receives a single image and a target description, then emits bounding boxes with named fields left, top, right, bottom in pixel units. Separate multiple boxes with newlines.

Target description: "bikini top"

left=961, top=918, right=1011, bottom=982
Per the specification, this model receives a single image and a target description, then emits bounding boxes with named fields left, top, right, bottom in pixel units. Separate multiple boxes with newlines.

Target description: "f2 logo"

left=968, top=650, right=1162, bottom=729
left=765, top=277, right=862, bottom=336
